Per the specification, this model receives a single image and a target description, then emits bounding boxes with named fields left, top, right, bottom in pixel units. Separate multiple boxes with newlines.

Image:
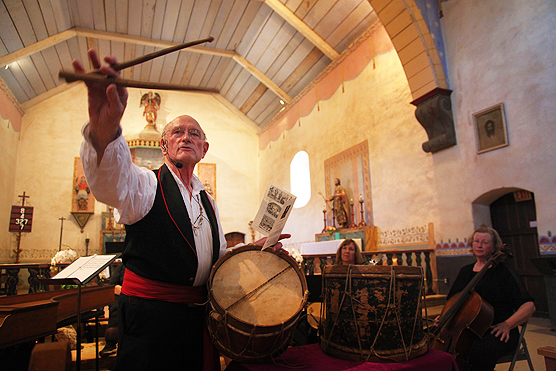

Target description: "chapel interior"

left=1, top=0, right=555, bottom=370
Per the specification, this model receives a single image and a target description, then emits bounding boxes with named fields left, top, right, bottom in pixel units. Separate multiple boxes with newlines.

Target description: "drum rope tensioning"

left=207, top=245, right=308, bottom=363
left=320, top=264, right=428, bottom=363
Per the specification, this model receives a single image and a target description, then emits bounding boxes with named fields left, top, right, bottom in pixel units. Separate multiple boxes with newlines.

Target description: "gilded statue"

left=140, top=91, right=161, bottom=125
left=329, top=178, right=349, bottom=228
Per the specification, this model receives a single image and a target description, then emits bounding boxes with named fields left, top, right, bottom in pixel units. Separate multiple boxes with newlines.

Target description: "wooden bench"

left=538, top=346, right=556, bottom=371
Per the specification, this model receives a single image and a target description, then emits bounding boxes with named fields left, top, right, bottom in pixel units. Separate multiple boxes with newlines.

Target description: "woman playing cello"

left=446, top=227, right=536, bottom=370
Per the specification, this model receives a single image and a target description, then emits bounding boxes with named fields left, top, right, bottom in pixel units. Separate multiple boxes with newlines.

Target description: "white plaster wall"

left=0, top=115, right=20, bottom=260
left=259, top=0, right=556, bottom=249
left=259, top=50, right=438, bottom=250
left=439, top=0, right=556, bottom=239
left=9, top=84, right=259, bottom=262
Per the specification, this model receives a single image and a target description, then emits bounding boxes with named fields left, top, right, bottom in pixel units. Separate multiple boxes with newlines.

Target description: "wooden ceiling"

left=0, top=0, right=378, bottom=129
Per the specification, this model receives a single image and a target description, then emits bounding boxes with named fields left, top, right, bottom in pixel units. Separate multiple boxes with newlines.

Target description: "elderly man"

left=73, top=50, right=287, bottom=371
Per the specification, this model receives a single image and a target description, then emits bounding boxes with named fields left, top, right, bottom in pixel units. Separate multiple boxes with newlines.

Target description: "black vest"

left=122, top=165, right=220, bottom=285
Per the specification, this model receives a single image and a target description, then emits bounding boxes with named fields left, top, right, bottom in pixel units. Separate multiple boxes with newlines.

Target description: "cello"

left=430, top=251, right=506, bottom=371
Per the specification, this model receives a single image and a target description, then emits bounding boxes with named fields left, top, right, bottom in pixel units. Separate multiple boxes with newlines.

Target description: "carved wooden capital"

left=411, top=88, right=456, bottom=153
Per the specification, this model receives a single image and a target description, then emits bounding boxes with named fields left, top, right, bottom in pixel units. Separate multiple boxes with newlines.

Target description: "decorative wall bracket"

left=71, top=212, right=93, bottom=233
left=411, top=88, right=456, bottom=153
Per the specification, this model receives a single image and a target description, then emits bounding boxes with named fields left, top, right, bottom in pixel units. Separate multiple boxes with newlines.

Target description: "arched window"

left=290, top=151, right=311, bottom=208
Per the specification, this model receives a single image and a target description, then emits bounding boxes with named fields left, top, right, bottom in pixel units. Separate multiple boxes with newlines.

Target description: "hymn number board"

left=9, top=206, right=33, bottom=233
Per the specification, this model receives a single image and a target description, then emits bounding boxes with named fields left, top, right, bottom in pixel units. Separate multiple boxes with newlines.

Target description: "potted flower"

left=325, top=226, right=336, bottom=240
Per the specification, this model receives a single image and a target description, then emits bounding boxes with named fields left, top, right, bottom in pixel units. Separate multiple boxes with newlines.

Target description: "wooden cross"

left=18, top=191, right=30, bottom=207
left=58, top=216, right=66, bottom=251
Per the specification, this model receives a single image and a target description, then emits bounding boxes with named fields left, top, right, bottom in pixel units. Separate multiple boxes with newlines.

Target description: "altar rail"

left=302, top=248, right=438, bottom=295
left=305, top=222, right=438, bottom=295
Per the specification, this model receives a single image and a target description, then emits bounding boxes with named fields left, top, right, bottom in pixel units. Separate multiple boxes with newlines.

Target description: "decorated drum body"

left=320, top=264, right=428, bottom=362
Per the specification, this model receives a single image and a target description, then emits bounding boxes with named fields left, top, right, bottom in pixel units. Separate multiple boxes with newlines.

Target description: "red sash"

left=121, top=269, right=207, bottom=304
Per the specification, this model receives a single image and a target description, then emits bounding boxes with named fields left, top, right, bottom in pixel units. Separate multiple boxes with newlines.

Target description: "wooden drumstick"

left=109, top=36, right=214, bottom=72
left=58, top=36, right=214, bottom=89
left=58, top=70, right=218, bottom=92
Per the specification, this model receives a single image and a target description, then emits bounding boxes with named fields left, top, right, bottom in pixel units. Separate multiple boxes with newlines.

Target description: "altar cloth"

left=300, top=239, right=362, bottom=255
left=225, top=344, right=458, bottom=371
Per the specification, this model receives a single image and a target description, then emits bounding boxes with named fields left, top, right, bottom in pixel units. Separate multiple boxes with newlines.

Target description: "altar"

left=301, top=239, right=363, bottom=255
left=314, top=226, right=378, bottom=251
left=225, top=344, right=457, bottom=371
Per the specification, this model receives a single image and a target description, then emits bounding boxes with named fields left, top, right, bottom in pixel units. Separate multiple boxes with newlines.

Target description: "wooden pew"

left=0, top=286, right=115, bottom=348
left=538, top=346, right=556, bottom=371
left=0, top=300, right=58, bottom=349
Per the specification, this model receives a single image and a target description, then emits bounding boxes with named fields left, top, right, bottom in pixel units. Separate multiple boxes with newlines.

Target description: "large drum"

left=207, top=244, right=308, bottom=363
left=320, top=264, right=428, bottom=362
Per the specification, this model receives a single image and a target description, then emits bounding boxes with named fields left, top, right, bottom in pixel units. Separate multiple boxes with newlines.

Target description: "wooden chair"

left=496, top=322, right=535, bottom=371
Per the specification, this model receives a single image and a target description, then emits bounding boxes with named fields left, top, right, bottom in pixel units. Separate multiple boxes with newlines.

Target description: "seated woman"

left=447, top=226, right=535, bottom=371
left=335, top=239, right=366, bottom=265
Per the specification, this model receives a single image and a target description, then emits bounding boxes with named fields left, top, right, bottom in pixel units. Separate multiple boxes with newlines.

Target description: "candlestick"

left=350, top=199, right=357, bottom=228
left=322, top=207, right=327, bottom=232
left=358, top=195, right=366, bottom=227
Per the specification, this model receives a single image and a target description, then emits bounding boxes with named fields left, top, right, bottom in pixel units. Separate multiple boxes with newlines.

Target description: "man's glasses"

left=170, top=127, right=205, bottom=140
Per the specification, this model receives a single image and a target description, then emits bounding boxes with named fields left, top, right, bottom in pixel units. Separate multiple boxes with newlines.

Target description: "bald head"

left=162, top=115, right=206, bottom=141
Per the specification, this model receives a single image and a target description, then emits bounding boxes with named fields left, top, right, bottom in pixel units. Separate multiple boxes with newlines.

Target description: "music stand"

left=40, top=254, right=119, bottom=371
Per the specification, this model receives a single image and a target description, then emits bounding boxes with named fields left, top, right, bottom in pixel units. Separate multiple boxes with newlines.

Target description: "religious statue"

left=329, top=178, right=349, bottom=228
left=204, top=180, right=213, bottom=195
left=75, top=175, right=90, bottom=210
left=140, top=91, right=161, bottom=126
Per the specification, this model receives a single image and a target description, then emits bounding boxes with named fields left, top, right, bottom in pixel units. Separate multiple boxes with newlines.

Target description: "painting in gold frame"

left=72, top=157, right=95, bottom=213
left=197, top=163, right=216, bottom=201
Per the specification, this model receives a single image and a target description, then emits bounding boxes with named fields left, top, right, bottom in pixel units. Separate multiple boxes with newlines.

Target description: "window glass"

left=290, top=151, right=311, bottom=208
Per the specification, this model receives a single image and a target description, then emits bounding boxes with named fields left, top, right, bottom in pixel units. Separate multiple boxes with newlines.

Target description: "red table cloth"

left=225, top=344, right=458, bottom=371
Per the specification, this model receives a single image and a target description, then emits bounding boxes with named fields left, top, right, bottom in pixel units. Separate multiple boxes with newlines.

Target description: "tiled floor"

left=72, top=316, right=555, bottom=371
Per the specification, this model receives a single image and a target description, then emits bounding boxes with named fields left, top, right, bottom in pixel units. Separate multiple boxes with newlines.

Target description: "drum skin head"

left=211, top=249, right=303, bottom=326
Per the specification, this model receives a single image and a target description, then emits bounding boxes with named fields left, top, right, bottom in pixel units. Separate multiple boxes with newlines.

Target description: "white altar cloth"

left=300, top=239, right=362, bottom=255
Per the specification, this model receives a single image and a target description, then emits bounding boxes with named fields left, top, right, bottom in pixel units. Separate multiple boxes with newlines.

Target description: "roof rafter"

left=259, top=0, right=340, bottom=60
left=1, top=27, right=292, bottom=104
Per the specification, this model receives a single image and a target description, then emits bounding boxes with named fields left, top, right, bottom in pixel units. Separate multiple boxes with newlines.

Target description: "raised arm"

left=72, top=49, right=129, bottom=164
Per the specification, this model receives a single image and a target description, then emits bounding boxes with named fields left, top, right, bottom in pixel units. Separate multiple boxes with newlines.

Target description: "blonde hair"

left=468, top=226, right=503, bottom=255
left=335, top=239, right=365, bottom=265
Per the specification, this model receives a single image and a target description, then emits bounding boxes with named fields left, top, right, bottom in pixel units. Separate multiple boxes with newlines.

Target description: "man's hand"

left=72, top=49, right=128, bottom=163
left=254, top=234, right=291, bottom=252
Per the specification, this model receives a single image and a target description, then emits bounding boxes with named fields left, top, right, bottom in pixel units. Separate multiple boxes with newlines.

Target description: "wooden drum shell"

left=320, top=264, right=428, bottom=362
left=207, top=244, right=308, bottom=363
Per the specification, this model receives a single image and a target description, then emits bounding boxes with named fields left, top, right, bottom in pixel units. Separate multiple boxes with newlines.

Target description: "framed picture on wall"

left=473, top=103, right=509, bottom=154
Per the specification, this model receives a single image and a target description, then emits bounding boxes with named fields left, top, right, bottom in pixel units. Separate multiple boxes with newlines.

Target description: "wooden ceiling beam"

left=240, top=83, right=269, bottom=114
left=1, top=26, right=292, bottom=103
left=261, top=0, right=340, bottom=61
left=233, top=54, right=291, bottom=103
left=0, top=29, right=76, bottom=67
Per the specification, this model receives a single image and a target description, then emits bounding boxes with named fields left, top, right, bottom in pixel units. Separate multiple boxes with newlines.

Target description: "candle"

left=86, top=233, right=89, bottom=239
left=359, top=194, right=364, bottom=202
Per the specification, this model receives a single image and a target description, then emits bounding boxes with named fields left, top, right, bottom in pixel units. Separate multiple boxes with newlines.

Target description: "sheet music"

left=52, top=254, right=118, bottom=284
left=252, top=184, right=296, bottom=250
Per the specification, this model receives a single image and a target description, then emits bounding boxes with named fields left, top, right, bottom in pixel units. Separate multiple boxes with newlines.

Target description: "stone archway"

left=472, top=188, right=548, bottom=313
left=368, top=0, right=456, bottom=153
